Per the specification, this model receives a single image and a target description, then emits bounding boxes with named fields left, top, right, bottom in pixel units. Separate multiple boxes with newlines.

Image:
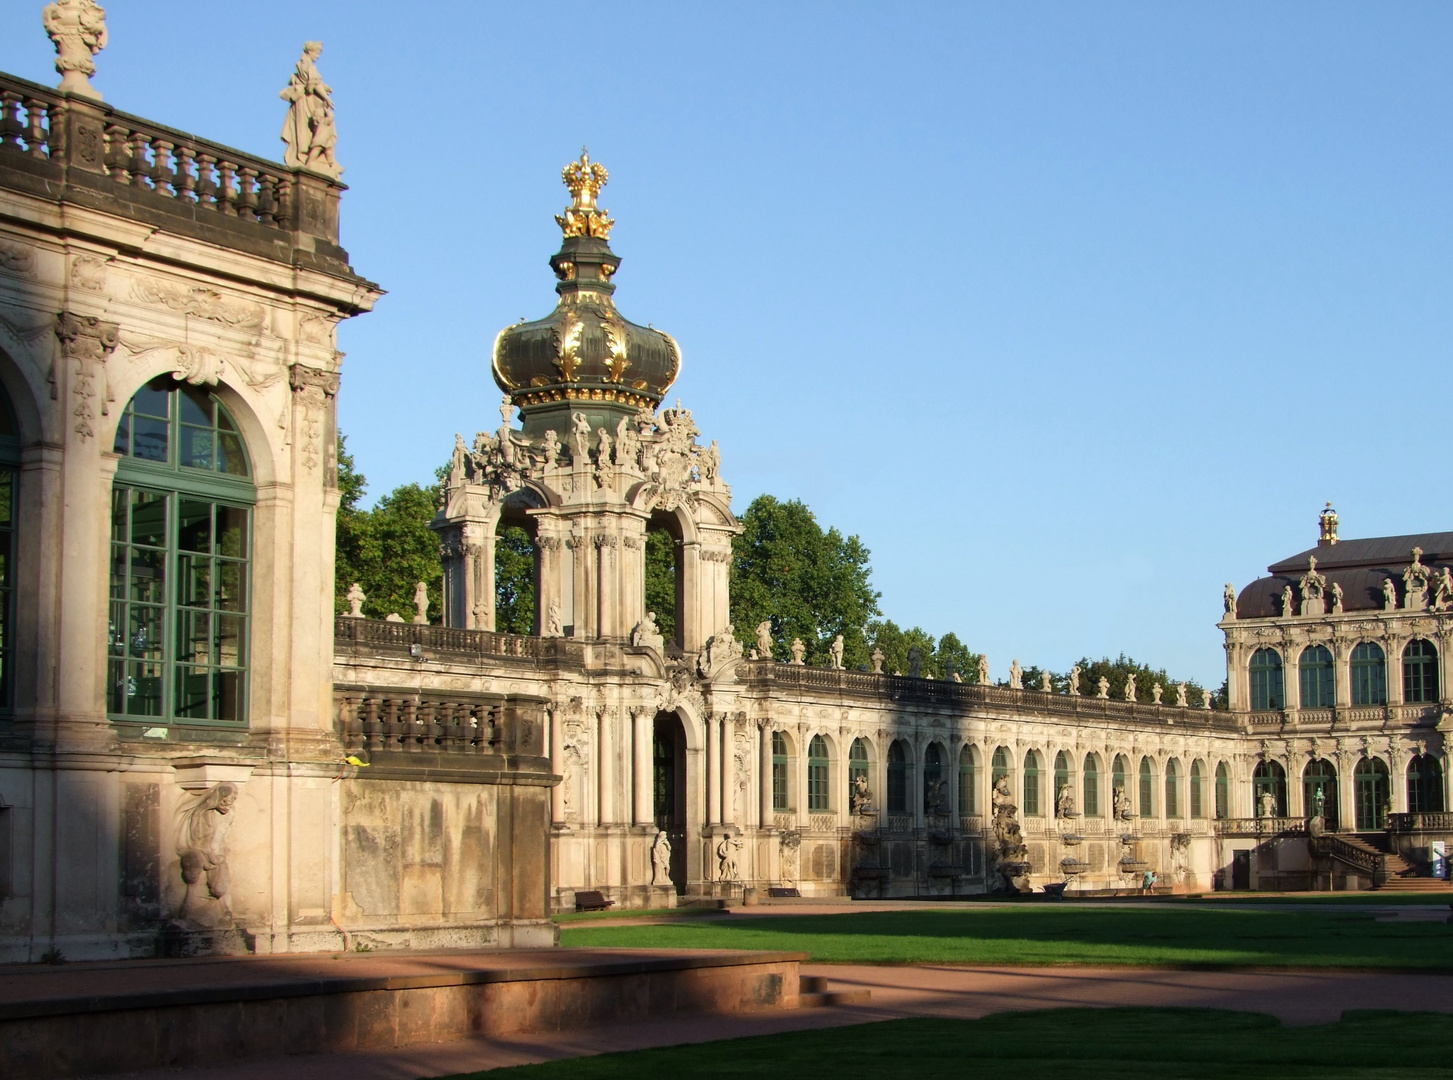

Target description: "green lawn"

left=441, top=1009, right=1453, bottom=1078
left=559, top=907, right=1453, bottom=968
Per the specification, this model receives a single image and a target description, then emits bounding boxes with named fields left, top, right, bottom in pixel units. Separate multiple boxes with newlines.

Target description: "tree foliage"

left=644, top=527, right=678, bottom=645
left=494, top=526, right=536, bottom=634
left=1005, top=653, right=1217, bottom=706
left=730, top=495, right=881, bottom=667
left=334, top=434, right=442, bottom=622
left=865, top=621, right=984, bottom=680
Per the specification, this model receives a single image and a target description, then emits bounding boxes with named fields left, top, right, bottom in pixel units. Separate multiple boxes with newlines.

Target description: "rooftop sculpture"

left=42, top=0, right=107, bottom=99
left=280, top=42, right=342, bottom=179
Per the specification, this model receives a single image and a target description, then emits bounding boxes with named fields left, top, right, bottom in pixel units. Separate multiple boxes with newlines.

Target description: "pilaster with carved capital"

left=56, top=312, right=118, bottom=442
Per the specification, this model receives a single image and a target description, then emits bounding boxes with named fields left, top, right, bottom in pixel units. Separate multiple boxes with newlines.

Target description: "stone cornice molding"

left=57, top=311, right=118, bottom=440
left=288, top=361, right=340, bottom=397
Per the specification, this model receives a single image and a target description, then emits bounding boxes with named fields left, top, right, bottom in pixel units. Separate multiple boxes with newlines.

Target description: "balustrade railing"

left=335, top=616, right=582, bottom=665
left=0, top=71, right=339, bottom=244
left=884, top=814, right=915, bottom=834
left=1215, top=816, right=1307, bottom=837
left=1390, top=812, right=1453, bottom=833
left=740, top=659, right=1237, bottom=729
left=336, top=689, right=500, bottom=755
left=958, top=815, right=983, bottom=833
left=808, top=814, right=837, bottom=833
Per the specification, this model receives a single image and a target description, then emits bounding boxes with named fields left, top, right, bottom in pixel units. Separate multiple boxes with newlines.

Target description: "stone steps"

left=799, top=975, right=872, bottom=1007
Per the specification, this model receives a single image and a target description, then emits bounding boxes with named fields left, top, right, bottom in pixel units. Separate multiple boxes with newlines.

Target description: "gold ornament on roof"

left=555, top=148, right=615, bottom=239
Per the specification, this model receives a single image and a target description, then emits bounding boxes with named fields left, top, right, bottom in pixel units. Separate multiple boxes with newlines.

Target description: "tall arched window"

left=1303, top=758, right=1338, bottom=829
left=1082, top=753, right=1101, bottom=817
left=1403, top=640, right=1440, bottom=704
left=1165, top=758, right=1181, bottom=818
left=1023, top=750, right=1042, bottom=816
left=991, top=746, right=1010, bottom=789
left=808, top=735, right=830, bottom=812
left=1214, top=762, right=1229, bottom=819
left=1249, top=648, right=1284, bottom=711
left=1354, top=757, right=1389, bottom=830
left=1112, top=754, right=1129, bottom=811
left=887, top=740, right=909, bottom=814
left=958, top=744, right=977, bottom=815
left=771, top=731, right=789, bottom=812
left=1253, top=760, right=1287, bottom=817
left=0, top=382, right=16, bottom=716
left=1351, top=642, right=1387, bottom=706
left=923, top=742, right=944, bottom=812
left=109, top=378, right=253, bottom=724
left=1408, top=754, right=1445, bottom=814
left=1053, top=751, right=1071, bottom=814
left=1139, top=757, right=1155, bottom=818
left=848, top=738, right=870, bottom=807
left=1189, top=760, right=1205, bottom=819
left=1299, top=645, right=1334, bottom=709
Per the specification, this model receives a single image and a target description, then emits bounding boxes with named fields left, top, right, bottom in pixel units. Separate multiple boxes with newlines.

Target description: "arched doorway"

left=652, top=710, right=687, bottom=891
left=493, top=493, right=539, bottom=634
left=1253, top=760, right=1287, bottom=818
left=1354, top=757, right=1389, bottom=830
left=1303, top=758, right=1338, bottom=829
left=645, top=512, right=683, bottom=654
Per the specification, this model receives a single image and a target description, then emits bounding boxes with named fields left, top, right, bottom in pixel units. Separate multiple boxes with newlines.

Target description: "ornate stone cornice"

left=56, top=312, right=118, bottom=440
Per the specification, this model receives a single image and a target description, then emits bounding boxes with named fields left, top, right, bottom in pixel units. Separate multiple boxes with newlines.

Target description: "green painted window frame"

left=886, top=740, right=908, bottom=814
left=1214, top=762, right=1229, bottom=819
left=848, top=738, right=870, bottom=808
left=1303, top=758, right=1338, bottom=829
left=1023, top=750, right=1040, bottom=817
left=1403, top=639, right=1440, bottom=705
left=1083, top=753, right=1100, bottom=817
left=958, top=744, right=976, bottom=815
left=772, top=731, right=790, bottom=812
left=923, top=742, right=943, bottom=813
left=1165, top=758, right=1180, bottom=819
left=1138, top=757, right=1155, bottom=818
left=1253, top=760, right=1287, bottom=817
left=1189, top=760, right=1204, bottom=819
left=1408, top=754, right=1445, bottom=814
left=1299, top=644, right=1335, bottom=709
left=108, top=379, right=254, bottom=728
left=991, top=746, right=1010, bottom=789
left=807, top=735, right=830, bottom=813
left=1350, top=641, right=1387, bottom=706
left=1249, top=648, right=1284, bottom=711
left=1354, top=757, right=1389, bottom=830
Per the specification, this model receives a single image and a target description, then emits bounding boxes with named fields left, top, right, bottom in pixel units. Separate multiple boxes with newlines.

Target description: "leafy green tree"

left=644, top=527, right=677, bottom=645
left=730, top=495, right=881, bottom=667
left=332, top=433, right=442, bottom=622
left=934, top=632, right=984, bottom=683
left=494, top=526, right=536, bottom=634
left=1059, top=654, right=1210, bottom=705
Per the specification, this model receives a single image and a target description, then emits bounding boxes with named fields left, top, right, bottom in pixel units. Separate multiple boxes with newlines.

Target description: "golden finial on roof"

left=555, top=147, right=615, bottom=240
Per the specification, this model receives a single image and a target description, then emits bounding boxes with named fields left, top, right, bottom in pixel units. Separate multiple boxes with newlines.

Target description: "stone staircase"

left=1317, top=833, right=1453, bottom=892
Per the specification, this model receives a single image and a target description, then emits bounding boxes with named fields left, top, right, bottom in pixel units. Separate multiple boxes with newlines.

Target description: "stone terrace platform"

left=0, top=947, right=806, bottom=1080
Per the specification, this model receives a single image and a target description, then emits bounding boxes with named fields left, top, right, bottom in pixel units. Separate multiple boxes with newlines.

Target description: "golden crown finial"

left=556, top=147, right=615, bottom=240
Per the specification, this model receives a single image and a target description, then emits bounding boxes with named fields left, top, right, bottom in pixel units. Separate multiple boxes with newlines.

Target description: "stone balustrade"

left=1389, top=812, right=1453, bottom=833
left=1215, top=816, right=1308, bottom=837
left=336, top=688, right=501, bottom=755
left=335, top=616, right=585, bottom=666
left=0, top=71, right=343, bottom=250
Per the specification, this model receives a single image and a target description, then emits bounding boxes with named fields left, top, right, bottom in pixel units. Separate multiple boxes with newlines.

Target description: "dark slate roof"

left=1236, top=532, right=1453, bottom=619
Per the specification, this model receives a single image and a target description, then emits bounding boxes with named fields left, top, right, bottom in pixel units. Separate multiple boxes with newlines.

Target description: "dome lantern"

left=492, top=149, right=681, bottom=439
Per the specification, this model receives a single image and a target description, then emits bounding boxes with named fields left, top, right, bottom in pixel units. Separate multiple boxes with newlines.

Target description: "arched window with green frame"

left=1249, top=648, right=1284, bottom=711
left=957, top=743, right=977, bottom=815
left=807, top=735, right=830, bottom=812
left=1299, top=645, right=1334, bottom=709
left=1023, top=750, right=1042, bottom=816
left=1214, top=762, right=1230, bottom=819
left=1350, top=642, right=1387, bottom=706
left=991, top=746, right=1010, bottom=791
left=109, top=377, right=253, bottom=725
left=1403, top=639, right=1440, bottom=705
left=1189, top=759, right=1205, bottom=819
left=1165, top=758, right=1181, bottom=818
left=771, top=731, right=790, bottom=812
left=1139, top=756, right=1156, bottom=818
left=848, top=738, right=871, bottom=808
left=1082, top=753, right=1101, bottom=817
left=887, top=739, right=909, bottom=814
left=0, top=381, right=17, bottom=717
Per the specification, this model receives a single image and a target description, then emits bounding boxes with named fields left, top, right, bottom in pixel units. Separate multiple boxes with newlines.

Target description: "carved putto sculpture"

left=851, top=773, right=873, bottom=813
left=1404, top=547, right=1431, bottom=610
left=1176, top=682, right=1188, bottom=708
left=779, top=831, right=800, bottom=887
left=1123, top=673, right=1137, bottom=702
left=990, top=776, right=1031, bottom=893
left=650, top=830, right=672, bottom=887
left=1223, top=582, right=1237, bottom=618
left=925, top=778, right=948, bottom=815
left=829, top=634, right=845, bottom=670
left=755, top=620, right=773, bottom=660
left=699, top=624, right=742, bottom=675
left=175, top=783, right=239, bottom=929
left=1056, top=783, right=1075, bottom=818
left=279, top=42, right=342, bottom=179
left=1113, top=785, right=1133, bottom=820
left=545, top=598, right=564, bottom=638
left=1280, top=585, right=1295, bottom=617
left=1383, top=576, right=1398, bottom=611
left=1009, top=660, right=1023, bottom=690
left=908, top=645, right=922, bottom=679
left=412, top=581, right=429, bottom=625
left=345, top=582, right=365, bottom=618
left=1331, top=581, right=1344, bottom=614
left=1040, top=671, right=1053, bottom=693
left=1069, top=665, right=1081, bottom=696
left=43, top=0, right=107, bottom=99
left=631, top=610, right=663, bottom=652
left=977, top=656, right=990, bottom=685
left=1435, top=568, right=1453, bottom=612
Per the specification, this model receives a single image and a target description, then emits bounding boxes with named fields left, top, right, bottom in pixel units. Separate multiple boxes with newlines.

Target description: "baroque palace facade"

left=1, top=14, right=1450, bottom=961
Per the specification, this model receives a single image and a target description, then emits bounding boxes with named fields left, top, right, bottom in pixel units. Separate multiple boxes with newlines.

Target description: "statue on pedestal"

left=412, top=582, right=429, bottom=624
left=829, top=634, right=845, bottom=670
left=755, top=620, right=773, bottom=660
left=650, top=831, right=672, bottom=887
left=43, top=0, right=107, bottom=100
left=175, top=784, right=239, bottom=929
left=279, top=42, right=342, bottom=179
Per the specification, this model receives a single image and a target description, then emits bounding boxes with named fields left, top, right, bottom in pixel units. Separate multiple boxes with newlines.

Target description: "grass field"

left=559, top=907, right=1453, bottom=968
left=442, top=1008, right=1453, bottom=1078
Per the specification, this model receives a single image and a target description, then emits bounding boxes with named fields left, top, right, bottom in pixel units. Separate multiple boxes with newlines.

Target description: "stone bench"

left=574, top=889, right=615, bottom=912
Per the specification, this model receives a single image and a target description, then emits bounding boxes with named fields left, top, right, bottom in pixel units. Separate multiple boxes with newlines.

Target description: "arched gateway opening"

left=653, top=710, right=688, bottom=891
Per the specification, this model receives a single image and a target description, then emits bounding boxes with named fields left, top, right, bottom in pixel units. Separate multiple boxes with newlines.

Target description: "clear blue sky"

left=5, top=3, right=1449, bottom=686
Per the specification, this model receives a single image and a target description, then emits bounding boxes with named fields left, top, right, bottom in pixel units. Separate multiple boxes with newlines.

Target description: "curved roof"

left=1236, top=531, right=1452, bottom=618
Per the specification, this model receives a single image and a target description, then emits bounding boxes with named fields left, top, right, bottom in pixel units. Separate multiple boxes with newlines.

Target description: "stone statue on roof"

left=280, top=42, right=342, bottom=179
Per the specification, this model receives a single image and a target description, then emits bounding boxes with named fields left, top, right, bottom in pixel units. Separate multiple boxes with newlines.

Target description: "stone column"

left=633, top=708, right=652, bottom=826
left=759, top=720, right=773, bottom=827
left=550, top=705, right=565, bottom=825
left=1389, top=746, right=1405, bottom=814
left=706, top=714, right=721, bottom=825
left=569, top=522, right=588, bottom=638
left=597, top=707, right=615, bottom=825
left=476, top=528, right=497, bottom=631
left=595, top=534, right=618, bottom=639
left=721, top=716, right=735, bottom=826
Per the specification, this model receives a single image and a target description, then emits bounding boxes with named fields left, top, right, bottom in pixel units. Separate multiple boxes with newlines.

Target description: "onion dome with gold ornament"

left=492, top=149, right=682, bottom=438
